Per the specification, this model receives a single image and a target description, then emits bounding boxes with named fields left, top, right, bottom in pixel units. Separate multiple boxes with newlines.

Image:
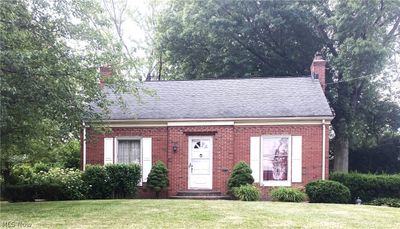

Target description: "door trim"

left=188, top=136, right=213, bottom=190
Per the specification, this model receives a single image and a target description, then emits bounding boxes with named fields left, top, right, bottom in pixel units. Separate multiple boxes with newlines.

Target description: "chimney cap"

left=312, top=52, right=326, bottom=64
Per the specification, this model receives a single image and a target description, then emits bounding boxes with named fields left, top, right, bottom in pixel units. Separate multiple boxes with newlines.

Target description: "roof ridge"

left=144, top=75, right=310, bottom=83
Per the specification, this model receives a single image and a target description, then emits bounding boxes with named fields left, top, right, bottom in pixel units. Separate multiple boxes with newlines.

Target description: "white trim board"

left=98, top=116, right=333, bottom=123
left=168, top=121, right=234, bottom=126
left=100, top=119, right=331, bottom=128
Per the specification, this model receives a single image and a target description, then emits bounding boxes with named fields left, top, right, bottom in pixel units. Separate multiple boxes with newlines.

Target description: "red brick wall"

left=85, top=127, right=168, bottom=166
left=233, top=125, right=329, bottom=199
left=82, top=124, right=329, bottom=198
left=167, top=126, right=235, bottom=196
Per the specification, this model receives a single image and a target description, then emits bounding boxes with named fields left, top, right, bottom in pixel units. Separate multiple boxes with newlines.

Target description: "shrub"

left=305, top=180, right=351, bottom=204
left=82, top=165, right=112, bottom=199
left=4, top=184, right=35, bottom=202
left=106, top=164, right=141, bottom=198
left=271, top=187, right=306, bottom=202
left=330, top=172, right=400, bottom=202
left=146, top=161, right=169, bottom=198
left=33, top=162, right=51, bottom=173
left=4, top=184, right=65, bottom=202
left=228, top=161, right=254, bottom=192
left=367, top=198, right=400, bottom=208
left=10, top=164, right=35, bottom=184
left=33, top=167, right=87, bottom=200
left=233, top=184, right=260, bottom=201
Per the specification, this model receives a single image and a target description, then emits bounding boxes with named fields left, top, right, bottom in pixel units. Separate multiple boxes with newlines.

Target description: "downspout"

left=322, top=119, right=326, bottom=180
left=83, top=122, right=87, bottom=171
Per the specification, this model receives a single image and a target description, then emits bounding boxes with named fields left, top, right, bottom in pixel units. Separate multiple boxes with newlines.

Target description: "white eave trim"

left=168, top=121, right=234, bottom=126
left=100, top=116, right=334, bottom=123
left=89, top=116, right=333, bottom=127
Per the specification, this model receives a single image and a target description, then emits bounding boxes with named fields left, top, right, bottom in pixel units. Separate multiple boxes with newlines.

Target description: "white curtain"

left=117, top=140, right=141, bottom=164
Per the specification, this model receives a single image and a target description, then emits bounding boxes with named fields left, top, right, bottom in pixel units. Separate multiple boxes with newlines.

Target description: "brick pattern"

left=233, top=125, right=329, bottom=198
left=83, top=124, right=329, bottom=198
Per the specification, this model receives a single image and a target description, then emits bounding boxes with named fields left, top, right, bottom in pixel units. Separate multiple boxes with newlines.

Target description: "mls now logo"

left=1, top=221, right=32, bottom=228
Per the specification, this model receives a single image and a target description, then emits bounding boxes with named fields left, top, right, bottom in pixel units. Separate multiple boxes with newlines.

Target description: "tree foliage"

left=156, top=0, right=324, bottom=79
left=0, top=0, right=142, bottom=173
left=155, top=0, right=400, bottom=171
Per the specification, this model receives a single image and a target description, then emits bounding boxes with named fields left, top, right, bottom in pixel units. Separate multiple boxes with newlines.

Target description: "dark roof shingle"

left=101, top=77, right=333, bottom=120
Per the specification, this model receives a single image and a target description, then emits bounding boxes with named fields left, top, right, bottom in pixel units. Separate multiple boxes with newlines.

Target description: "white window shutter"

left=292, top=136, right=302, bottom=183
left=142, top=137, right=152, bottom=182
left=250, top=137, right=261, bottom=183
left=104, top=138, right=114, bottom=164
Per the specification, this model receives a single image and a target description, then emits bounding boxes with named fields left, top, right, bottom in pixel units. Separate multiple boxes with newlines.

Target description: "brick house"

left=81, top=55, right=333, bottom=199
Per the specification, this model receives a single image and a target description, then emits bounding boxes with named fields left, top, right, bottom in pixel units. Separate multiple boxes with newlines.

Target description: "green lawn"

left=0, top=199, right=399, bottom=228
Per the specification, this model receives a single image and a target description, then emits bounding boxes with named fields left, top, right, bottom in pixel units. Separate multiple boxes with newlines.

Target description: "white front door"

left=188, top=136, right=213, bottom=189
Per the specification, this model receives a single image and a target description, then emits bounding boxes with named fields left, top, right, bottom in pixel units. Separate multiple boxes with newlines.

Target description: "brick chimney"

left=310, top=52, right=327, bottom=92
left=99, top=65, right=112, bottom=87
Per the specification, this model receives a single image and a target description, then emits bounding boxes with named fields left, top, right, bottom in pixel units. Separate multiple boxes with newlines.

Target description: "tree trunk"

left=334, top=135, right=349, bottom=172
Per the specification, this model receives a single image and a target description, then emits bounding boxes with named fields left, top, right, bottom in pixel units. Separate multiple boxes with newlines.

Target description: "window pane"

left=117, top=140, right=141, bottom=164
left=262, top=137, right=289, bottom=181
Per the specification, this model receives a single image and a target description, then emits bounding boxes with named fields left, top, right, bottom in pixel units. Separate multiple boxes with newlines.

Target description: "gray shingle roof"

left=101, top=77, right=333, bottom=120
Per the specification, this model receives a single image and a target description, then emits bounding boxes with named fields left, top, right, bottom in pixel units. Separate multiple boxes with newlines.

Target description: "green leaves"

left=146, top=160, right=169, bottom=198
left=0, top=0, right=141, bottom=168
left=155, top=0, right=324, bottom=79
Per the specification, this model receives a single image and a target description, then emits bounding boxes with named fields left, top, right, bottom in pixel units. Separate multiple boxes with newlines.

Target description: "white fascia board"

left=100, top=116, right=333, bottom=123
left=88, top=117, right=332, bottom=127
left=167, top=121, right=234, bottom=126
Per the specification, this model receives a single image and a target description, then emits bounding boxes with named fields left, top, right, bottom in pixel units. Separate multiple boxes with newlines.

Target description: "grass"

left=1, top=199, right=399, bottom=228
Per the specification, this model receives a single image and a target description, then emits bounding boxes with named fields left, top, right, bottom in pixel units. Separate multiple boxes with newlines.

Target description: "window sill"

left=261, top=181, right=291, bottom=187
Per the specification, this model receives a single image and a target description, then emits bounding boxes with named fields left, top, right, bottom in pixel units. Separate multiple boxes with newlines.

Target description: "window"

left=261, top=136, right=291, bottom=186
left=117, top=139, right=141, bottom=164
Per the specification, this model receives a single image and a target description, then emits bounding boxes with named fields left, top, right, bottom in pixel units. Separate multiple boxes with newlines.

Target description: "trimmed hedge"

left=233, top=184, right=260, bottom=201
left=305, top=180, right=351, bottom=204
left=106, top=164, right=141, bottom=198
left=228, top=161, right=254, bottom=192
left=367, top=198, right=400, bottom=208
left=330, top=172, right=400, bottom=202
left=4, top=184, right=66, bottom=202
left=82, top=165, right=112, bottom=199
left=271, top=187, right=306, bottom=202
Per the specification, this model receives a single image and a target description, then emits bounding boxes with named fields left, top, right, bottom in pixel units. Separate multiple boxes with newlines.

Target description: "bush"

left=305, top=180, right=351, bottom=204
left=228, top=161, right=254, bottom=192
left=33, top=162, right=51, bottom=173
left=271, top=187, right=306, bottom=202
left=33, top=167, right=87, bottom=200
left=4, top=184, right=65, bottom=202
left=106, top=164, right=141, bottom=198
left=232, top=184, right=260, bottom=201
left=4, top=184, right=35, bottom=202
left=146, top=161, right=169, bottom=198
left=367, top=198, right=400, bottom=208
left=82, top=165, right=112, bottom=199
left=330, top=172, right=400, bottom=202
left=10, top=164, right=35, bottom=184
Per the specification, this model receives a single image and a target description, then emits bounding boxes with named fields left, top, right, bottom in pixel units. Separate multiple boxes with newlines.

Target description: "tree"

left=146, top=160, right=169, bottom=198
left=319, top=0, right=400, bottom=171
left=155, top=0, right=324, bottom=79
left=227, top=161, right=254, bottom=192
left=155, top=0, right=400, bottom=172
left=0, top=0, right=141, bottom=181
